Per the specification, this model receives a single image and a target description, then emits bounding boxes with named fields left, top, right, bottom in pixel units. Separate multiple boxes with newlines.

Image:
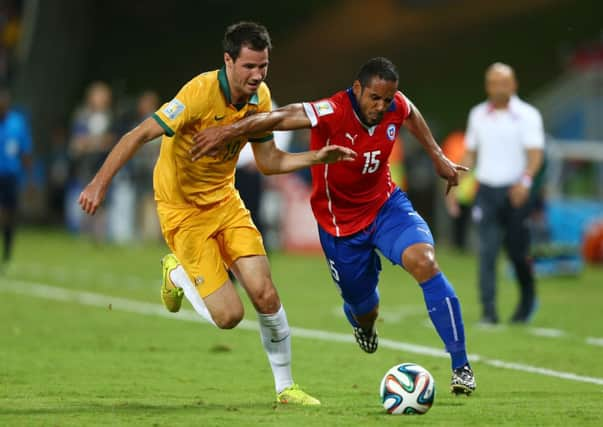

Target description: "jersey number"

left=362, top=150, right=381, bottom=174
left=328, top=259, right=340, bottom=282
left=327, top=259, right=343, bottom=293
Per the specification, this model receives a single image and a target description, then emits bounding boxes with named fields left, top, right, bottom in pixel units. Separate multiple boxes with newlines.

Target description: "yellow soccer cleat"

left=276, top=384, right=321, bottom=406
left=161, top=253, right=184, bottom=313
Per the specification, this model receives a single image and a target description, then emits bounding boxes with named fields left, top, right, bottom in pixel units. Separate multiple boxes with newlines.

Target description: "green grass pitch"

left=1, top=229, right=602, bottom=426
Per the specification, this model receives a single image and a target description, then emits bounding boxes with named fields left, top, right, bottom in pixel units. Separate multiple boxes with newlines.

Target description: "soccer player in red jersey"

left=191, top=57, right=476, bottom=395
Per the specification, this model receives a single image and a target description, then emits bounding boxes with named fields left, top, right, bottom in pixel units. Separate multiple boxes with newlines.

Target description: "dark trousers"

left=0, top=174, right=18, bottom=263
left=452, top=203, right=472, bottom=250
left=234, top=166, right=266, bottom=244
left=474, top=184, right=535, bottom=320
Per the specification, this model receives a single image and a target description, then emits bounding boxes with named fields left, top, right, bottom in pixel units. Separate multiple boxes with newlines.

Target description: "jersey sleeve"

left=397, top=91, right=413, bottom=121
left=248, top=83, right=274, bottom=143
left=301, top=98, right=342, bottom=134
left=152, top=78, right=205, bottom=137
left=521, top=108, right=545, bottom=149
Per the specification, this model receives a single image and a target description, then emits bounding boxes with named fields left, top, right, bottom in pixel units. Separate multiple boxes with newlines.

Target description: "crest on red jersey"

left=386, top=124, right=396, bottom=141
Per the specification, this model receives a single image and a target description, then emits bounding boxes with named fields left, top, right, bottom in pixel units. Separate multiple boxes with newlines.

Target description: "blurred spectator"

left=464, top=63, right=545, bottom=325
left=235, top=100, right=292, bottom=252
left=567, top=36, right=603, bottom=70
left=403, top=130, right=437, bottom=226
left=116, top=90, right=161, bottom=241
left=0, top=0, right=21, bottom=83
left=442, top=130, right=478, bottom=251
left=0, top=85, right=31, bottom=269
left=285, top=127, right=313, bottom=186
left=66, top=81, right=115, bottom=238
left=47, top=124, right=69, bottom=222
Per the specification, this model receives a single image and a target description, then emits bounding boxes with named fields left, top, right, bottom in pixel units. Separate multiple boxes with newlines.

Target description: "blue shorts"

left=318, top=188, right=434, bottom=306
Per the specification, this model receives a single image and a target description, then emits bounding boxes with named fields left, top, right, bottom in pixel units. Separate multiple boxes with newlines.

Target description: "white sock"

left=258, top=305, right=294, bottom=393
left=170, top=266, right=216, bottom=326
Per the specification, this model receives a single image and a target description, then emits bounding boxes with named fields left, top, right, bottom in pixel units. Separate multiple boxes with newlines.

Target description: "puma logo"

left=417, top=227, right=431, bottom=236
left=345, top=132, right=358, bottom=145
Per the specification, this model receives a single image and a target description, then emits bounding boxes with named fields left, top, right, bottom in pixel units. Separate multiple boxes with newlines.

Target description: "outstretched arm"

left=251, top=140, right=356, bottom=176
left=403, top=104, right=469, bottom=194
left=190, top=103, right=312, bottom=160
left=79, top=117, right=164, bottom=215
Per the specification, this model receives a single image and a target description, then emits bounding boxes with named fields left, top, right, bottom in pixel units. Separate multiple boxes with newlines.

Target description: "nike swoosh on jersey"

left=214, top=115, right=225, bottom=121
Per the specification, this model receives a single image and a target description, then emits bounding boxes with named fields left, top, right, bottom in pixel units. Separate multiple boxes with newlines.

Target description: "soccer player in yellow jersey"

left=78, top=22, right=355, bottom=405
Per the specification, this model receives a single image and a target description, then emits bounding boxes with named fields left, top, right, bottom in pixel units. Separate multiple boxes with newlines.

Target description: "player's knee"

left=213, top=308, right=244, bottom=330
left=250, top=279, right=280, bottom=314
left=414, top=256, right=440, bottom=281
left=403, top=246, right=440, bottom=282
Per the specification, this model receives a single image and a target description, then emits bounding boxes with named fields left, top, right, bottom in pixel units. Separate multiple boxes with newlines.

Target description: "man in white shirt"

left=464, top=63, right=545, bottom=324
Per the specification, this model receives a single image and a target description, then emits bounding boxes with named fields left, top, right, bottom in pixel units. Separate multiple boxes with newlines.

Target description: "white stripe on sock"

left=445, top=297, right=459, bottom=342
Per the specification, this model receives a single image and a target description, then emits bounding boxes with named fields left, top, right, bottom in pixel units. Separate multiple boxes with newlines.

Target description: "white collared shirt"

left=466, top=95, right=545, bottom=187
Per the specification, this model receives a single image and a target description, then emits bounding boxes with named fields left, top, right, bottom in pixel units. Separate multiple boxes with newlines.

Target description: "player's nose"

left=251, top=69, right=264, bottom=82
left=375, top=100, right=387, bottom=112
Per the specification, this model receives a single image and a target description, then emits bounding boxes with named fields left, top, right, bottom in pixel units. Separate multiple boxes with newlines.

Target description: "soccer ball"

left=379, top=362, right=435, bottom=414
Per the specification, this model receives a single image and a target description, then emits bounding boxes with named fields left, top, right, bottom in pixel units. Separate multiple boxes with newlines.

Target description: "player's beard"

left=366, top=112, right=384, bottom=126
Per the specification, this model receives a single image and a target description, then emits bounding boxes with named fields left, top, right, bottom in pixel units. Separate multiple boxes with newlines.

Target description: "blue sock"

left=420, top=272, right=468, bottom=370
left=343, top=289, right=380, bottom=330
left=343, top=302, right=360, bottom=328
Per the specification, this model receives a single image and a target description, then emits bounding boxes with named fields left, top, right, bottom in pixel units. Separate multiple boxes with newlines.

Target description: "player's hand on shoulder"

left=315, top=145, right=357, bottom=164
left=433, top=153, right=469, bottom=195
left=78, top=180, right=107, bottom=215
left=190, top=125, right=232, bottom=161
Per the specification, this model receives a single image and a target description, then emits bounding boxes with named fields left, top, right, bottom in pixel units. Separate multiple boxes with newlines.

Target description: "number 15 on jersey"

left=362, top=150, right=381, bottom=174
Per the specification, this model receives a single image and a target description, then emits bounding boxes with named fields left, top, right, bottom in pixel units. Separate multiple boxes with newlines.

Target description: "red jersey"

left=303, top=89, right=412, bottom=237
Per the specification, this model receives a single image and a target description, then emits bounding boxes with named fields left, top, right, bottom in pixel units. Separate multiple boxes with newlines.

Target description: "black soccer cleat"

left=353, top=326, right=378, bottom=353
left=450, top=364, right=476, bottom=395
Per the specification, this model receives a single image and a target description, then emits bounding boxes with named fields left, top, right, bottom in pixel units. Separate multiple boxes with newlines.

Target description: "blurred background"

left=3, top=0, right=603, bottom=269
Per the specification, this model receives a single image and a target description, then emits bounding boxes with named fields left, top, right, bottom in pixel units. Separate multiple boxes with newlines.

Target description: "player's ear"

left=224, top=52, right=233, bottom=68
left=352, top=80, right=362, bottom=98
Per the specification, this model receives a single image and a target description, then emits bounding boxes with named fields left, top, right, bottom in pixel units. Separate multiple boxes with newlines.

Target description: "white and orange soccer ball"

left=379, top=362, right=435, bottom=415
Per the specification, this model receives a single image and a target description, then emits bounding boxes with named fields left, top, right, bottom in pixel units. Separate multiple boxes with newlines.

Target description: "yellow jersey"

left=152, top=67, right=273, bottom=207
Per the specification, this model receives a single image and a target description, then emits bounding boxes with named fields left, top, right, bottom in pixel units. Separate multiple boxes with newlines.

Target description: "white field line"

left=529, top=328, right=566, bottom=338
left=15, top=261, right=151, bottom=289
left=2, top=279, right=603, bottom=387
left=18, top=262, right=603, bottom=349
left=586, top=337, right=603, bottom=347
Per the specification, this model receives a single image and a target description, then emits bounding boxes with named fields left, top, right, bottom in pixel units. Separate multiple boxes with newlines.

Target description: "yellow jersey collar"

left=218, top=66, right=259, bottom=108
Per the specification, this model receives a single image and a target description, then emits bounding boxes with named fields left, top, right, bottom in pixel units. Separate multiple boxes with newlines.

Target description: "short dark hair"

left=223, top=21, right=272, bottom=61
left=357, top=57, right=399, bottom=87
